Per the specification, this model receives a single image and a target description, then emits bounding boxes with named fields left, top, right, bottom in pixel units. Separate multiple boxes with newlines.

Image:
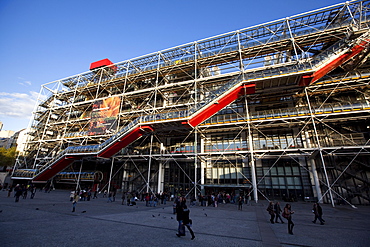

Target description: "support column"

left=108, top=157, right=114, bottom=194
left=304, top=130, right=323, bottom=202
left=194, top=127, right=198, bottom=200
left=244, top=83, right=258, bottom=203
left=200, top=135, right=205, bottom=195
left=157, top=161, right=164, bottom=193
left=75, top=160, right=83, bottom=192
left=146, top=134, right=154, bottom=193
left=122, top=163, right=127, bottom=192
left=308, top=158, right=323, bottom=202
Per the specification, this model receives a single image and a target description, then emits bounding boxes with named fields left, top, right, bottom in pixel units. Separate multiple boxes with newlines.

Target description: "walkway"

left=0, top=190, right=369, bottom=247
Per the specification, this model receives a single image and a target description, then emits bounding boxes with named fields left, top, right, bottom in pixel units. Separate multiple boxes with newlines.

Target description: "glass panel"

left=286, top=177, right=294, bottom=185
left=294, top=177, right=302, bottom=185
left=285, top=166, right=292, bottom=175
left=280, top=135, right=288, bottom=149
left=270, top=167, right=277, bottom=175
left=277, top=166, right=284, bottom=175
left=292, top=166, right=300, bottom=175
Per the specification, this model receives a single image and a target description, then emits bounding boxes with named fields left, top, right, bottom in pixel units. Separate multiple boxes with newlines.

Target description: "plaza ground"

left=0, top=189, right=369, bottom=247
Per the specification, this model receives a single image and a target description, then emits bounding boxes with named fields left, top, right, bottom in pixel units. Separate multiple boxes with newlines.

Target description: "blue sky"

left=0, top=0, right=344, bottom=132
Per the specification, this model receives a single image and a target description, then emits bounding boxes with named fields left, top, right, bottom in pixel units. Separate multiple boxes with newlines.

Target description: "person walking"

left=72, top=192, right=79, bottom=212
left=107, top=191, right=113, bottom=203
left=30, top=186, right=37, bottom=199
left=7, top=185, right=13, bottom=197
left=14, top=185, right=22, bottom=202
left=238, top=195, right=243, bottom=210
left=266, top=201, right=275, bottom=224
left=179, top=205, right=195, bottom=240
left=175, top=196, right=186, bottom=237
left=312, top=203, right=325, bottom=225
left=283, top=203, right=295, bottom=235
left=274, top=201, right=284, bottom=223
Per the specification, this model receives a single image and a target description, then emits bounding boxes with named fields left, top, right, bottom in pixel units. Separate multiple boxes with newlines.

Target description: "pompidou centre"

left=12, top=0, right=370, bottom=206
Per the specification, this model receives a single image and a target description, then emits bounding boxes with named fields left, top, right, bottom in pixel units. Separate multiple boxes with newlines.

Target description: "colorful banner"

left=88, top=96, right=120, bottom=135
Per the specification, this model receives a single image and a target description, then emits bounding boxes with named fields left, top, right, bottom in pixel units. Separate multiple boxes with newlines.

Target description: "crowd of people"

left=4, top=183, right=326, bottom=238
left=6, top=184, right=38, bottom=202
left=266, top=201, right=325, bottom=235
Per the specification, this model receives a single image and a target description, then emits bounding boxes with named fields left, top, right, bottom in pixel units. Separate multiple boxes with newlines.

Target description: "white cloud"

left=0, top=91, right=37, bottom=119
left=16, top=77, right=32, bottom=86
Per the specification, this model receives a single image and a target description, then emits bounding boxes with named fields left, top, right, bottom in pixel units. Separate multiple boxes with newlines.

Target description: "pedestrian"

left=312, top=203, right=325, bottom=225
left=238, top=195, right=243, bottom=210
left=30, top=186, right=37, bottom=199
left=14, top=184, right=22, bottom=202
left=121, top=193, right=126, bottom=205
left=7, top=185, right=13, bottom=197
left=177, top=205, right=195, bottom=240
left=72, top=192, right=79, bottom=212
left=107, top=191, right=113, bottom=202
left=87, top=190, right=92, bottom=201
left=274, top=201, right=284, bottom=223
left=266, top=201, right=275, bottom=224
left=112, top=188, right=116, bottom=202
left=22, top=186, right=28, bottom=199
left=127, top=192, right=133, bottom=206
left=153, top=195, right=158, bottom=207
left=176, top=197, right=186, bottom=237
left=283, top=203, right=295, bottom=235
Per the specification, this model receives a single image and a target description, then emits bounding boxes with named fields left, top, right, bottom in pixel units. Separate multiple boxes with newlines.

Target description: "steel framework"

left=12, top=0, right=370, bottom=206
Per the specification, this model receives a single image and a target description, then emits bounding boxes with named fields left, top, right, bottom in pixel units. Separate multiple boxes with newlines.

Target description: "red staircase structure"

left=188, top=84, right=255, bottom=127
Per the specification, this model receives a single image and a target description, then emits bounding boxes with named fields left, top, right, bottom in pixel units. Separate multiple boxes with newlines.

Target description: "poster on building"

left=88, top=96, right=121, bottom=135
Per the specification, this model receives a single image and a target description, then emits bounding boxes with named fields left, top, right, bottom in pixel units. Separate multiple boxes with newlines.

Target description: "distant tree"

left=0, top=147, right=18, bottom=167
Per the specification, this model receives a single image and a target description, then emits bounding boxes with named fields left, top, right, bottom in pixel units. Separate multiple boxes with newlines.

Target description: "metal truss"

left=12, top=0, right=370, bottom=206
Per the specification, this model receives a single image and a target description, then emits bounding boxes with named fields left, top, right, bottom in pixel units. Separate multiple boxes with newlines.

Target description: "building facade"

left=12, top=0, right=370, bottom=206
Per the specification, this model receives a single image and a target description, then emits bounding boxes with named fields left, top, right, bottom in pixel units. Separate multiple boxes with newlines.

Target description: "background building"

left=12, top=0, right=370, bottom=206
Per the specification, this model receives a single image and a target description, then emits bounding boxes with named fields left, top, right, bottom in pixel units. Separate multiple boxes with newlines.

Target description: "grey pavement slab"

left=0, top=189, right=369, bottom=247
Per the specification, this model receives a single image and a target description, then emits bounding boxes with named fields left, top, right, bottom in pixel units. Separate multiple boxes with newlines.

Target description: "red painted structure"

left=33, top=125, right=154, bottom=182
left=300, top=38, right=370, bottom=86
left=188, top=83, right=255, bottom=127
left=90, top=58, right=117, bottom=72
left=98, top=126, right=154, bottom=158
left=33, top=157, right=76, bottom=182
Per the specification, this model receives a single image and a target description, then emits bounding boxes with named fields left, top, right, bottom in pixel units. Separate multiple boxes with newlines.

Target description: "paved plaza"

left=0, top=189, right=369, bottom=247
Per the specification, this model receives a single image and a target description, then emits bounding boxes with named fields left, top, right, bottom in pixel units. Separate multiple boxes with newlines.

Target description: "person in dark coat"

left=238, top=196, right=243, bottom=210
left=267, top=201, right=275, bottom=224
left=14, top=185, right=22, bottom=202
left=312, top=203, right=325, bottom=225
left=284, top=203, right=295, bottom=235
left=179, top=205, right=195, bottom=240
left=175, top=197, right=186, bottom=236
left=274, top=201, right=284, bottom=223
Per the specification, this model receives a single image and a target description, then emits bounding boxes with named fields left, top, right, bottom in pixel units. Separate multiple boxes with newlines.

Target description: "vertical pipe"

left=200, top=136, right=205, bottom=195
left=194, top=127, right=198, bottom=200
left=244, top=82, right=258, bottom=203
left=108, top=157, right=114, bottom=194
left=76, top=159, right=83, bottom=192
left=147, top=134, right=154, bottom=193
